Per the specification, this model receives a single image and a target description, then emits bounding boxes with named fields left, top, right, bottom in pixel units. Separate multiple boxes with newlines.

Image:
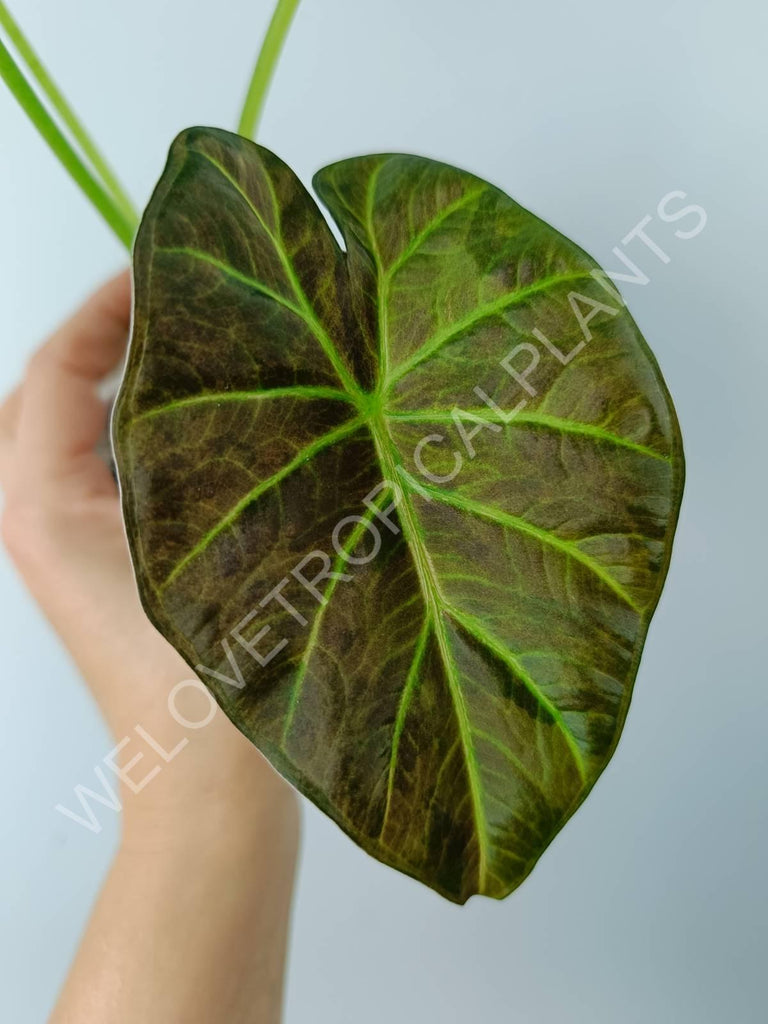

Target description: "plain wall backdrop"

left=1, top=1, right=766, bottom=1020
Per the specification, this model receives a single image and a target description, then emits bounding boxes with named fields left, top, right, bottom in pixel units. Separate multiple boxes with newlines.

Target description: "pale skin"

left=0, top=271, right=300, bottom=1024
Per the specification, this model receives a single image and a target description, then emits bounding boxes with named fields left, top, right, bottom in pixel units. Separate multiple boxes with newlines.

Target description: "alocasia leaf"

left=113, top=127, right=684, bottom=903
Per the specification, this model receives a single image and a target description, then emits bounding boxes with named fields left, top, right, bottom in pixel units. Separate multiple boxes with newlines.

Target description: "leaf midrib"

left=360, top=176, right=490, bottom=881
left=366, top=410, right=492, bottom=889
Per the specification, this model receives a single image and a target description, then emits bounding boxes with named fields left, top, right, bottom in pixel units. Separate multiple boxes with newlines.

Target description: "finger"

left=16, top=271, right=131, bottom=484
left=38, top=269, right=131, bottom=380
left=0, top=386, right=23, bottom=487
left=0, top=385, right=22, bottom=441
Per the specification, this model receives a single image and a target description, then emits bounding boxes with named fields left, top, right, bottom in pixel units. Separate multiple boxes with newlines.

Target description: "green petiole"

left=0, top=0, right=303, bottom=248
left=0, top=1, right=137, bottom=226
left=0, top=37, right=135, bottom=249
left=238, top=0, right=302, bottom=140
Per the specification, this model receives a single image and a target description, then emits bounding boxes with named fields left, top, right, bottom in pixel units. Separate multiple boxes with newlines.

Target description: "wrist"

left=120, top=770, right=299, bottom=862
left=114, top=711, right=300, bottom=859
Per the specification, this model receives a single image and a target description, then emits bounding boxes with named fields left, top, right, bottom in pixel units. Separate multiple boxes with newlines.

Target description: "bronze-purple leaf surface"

left=112, top=127, right=684, bottom=903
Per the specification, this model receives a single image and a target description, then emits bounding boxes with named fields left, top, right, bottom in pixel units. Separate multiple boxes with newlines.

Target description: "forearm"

left=50, top=779, right=300, bottom=1024
left=0, top=274, right=301, bottom=1021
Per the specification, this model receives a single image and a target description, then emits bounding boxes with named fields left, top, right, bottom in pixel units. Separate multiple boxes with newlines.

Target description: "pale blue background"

left=1, top=1, right=766, bottom=1020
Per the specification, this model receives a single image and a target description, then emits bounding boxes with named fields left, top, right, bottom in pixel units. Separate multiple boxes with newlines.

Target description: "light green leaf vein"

left=471, top=727, right=549, bottom=802
left=281, top=493, right=385, bottom=744
left=446, top=605, right=588, bottom=783
left=190, top=145, right=363, bottom=399
left=381, top=615, right=431, bottom=833
left=384, top=186, right=486, bottom=282
left=368, top=413, right=491, bottom=890
left=401, top=474, right=642, bottom=613
left=386, top=271, right=594, bottom=388
left=386, top=408, right=670, bottom=461
left=160, top=417, right=362, bottom=590
left=364, top=162, right=389, bottom=382
left=133, top=386, right=353, bottom=424
left=157, top=246, right=305, bottom=316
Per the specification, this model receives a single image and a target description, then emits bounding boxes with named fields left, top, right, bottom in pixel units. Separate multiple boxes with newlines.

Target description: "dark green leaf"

left=113, top=127, right=684, bottom=903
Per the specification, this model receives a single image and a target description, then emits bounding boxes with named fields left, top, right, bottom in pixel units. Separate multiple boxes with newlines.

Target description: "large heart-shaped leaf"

left=113, top=127, right=683, bottom=903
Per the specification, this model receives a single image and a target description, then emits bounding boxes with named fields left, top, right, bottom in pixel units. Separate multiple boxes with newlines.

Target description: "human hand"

left=1, top=272, right=299, bottom=1022
left=0, top=270, right=297, bottom=846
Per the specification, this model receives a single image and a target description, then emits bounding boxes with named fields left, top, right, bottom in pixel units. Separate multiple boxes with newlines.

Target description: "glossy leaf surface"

left=113, top=127, right=683, bottom=903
